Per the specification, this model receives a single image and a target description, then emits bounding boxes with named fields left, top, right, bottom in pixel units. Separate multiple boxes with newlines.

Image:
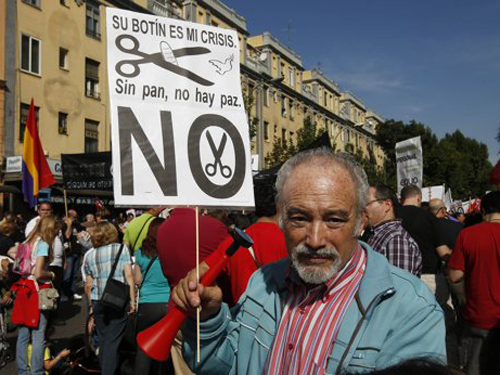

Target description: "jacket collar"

left=270, top=241, right=394, bottom=309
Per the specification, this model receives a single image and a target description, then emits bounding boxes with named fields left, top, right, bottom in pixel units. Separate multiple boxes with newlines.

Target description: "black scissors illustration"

left=204, top=131, right=232, bottom=178
left=115, top=34, right=214, bottom=86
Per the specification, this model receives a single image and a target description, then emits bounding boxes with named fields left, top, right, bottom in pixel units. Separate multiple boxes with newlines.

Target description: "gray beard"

left=291, top=244, right=343, bottom=284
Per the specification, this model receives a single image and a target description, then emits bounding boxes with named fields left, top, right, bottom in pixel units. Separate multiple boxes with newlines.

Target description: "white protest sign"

left=395, top=136, right=423, bottom=196
left=421, top=185, right=445, bottom=202
left=106, top=8, right=254, bottom=208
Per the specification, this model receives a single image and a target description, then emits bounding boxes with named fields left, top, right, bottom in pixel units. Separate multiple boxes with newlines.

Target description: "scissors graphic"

left=115, top=34, right=214, bottom=86
left=204, top=131, right=232, bottom=178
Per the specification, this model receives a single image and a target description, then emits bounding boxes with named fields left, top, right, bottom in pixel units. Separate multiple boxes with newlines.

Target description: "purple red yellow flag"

left=490, top=158, right=500, bottom=186
left=22, top=99, right=56, bottom=207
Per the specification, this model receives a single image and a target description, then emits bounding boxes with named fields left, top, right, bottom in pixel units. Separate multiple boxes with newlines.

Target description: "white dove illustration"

left=209, top=54, right=234, bottom=75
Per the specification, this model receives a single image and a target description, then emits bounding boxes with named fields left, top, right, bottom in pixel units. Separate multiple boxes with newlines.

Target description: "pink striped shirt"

left=265, top=246, right=367, bottom=375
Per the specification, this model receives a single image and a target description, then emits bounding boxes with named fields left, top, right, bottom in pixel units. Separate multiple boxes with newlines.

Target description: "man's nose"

left=306, top=221, right=327, bottom=249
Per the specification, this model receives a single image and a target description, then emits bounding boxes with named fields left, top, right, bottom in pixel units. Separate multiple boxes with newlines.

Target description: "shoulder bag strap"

left=131, top=216, right=155, bottom=250
left=139, top=255, right=158, bottom=291
left=108, top=243, right=125, bottom=280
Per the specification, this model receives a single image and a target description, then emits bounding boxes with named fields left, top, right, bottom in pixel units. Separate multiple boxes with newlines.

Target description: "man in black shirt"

left=397, top=186, right=452, bottom=306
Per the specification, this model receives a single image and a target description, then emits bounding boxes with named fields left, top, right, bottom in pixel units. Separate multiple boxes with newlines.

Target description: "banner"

left=421, top=185, right=445, bottom=202
left=395, top=136, right=423, bottom=195
left=106, top=9, right=254, bottom=208
left=62, top=152, right=113, bottom=191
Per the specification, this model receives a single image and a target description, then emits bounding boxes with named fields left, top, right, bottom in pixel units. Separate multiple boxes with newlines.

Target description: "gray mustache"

left=294, top=245, right=339, bottom=259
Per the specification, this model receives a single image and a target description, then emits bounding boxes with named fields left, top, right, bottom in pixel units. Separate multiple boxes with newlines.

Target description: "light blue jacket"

left=182, top=243, right=446, bottom=374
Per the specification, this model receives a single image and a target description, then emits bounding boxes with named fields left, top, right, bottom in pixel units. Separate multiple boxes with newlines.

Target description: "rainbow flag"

left=22, top=99, right=56, bottom=207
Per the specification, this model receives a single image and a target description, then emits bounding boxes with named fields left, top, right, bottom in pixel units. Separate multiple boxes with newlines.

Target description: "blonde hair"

left=27, top=215, right=57, bottom=262
left=90, top=221, right=118, bottom=248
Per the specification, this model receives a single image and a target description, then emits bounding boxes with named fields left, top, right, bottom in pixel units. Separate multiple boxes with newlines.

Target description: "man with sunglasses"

left=364, top=185, right=422, bottom=276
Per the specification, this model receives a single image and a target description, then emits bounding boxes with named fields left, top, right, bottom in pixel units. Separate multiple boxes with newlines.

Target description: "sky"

left=224, top=0, right=500, bottom=164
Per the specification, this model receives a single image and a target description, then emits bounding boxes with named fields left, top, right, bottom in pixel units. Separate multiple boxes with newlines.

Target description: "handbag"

left=101, top=244, right=129, bottom=311
left=123, top=255, right=157, bottom=346
left=35, top=279, right=59, bottom=311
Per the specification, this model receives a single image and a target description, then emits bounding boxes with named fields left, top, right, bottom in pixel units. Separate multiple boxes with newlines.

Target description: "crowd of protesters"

left=0, top=149, right=498, bottom=375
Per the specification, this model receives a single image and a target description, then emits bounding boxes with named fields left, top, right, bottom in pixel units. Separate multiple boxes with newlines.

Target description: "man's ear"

left=359, top=211, right=368, bottom=236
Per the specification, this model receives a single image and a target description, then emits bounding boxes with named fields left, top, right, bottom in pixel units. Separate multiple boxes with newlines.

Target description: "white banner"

left=106, top=9, right=254, bottom=208
left=421, top=185, right=445, bottom=202
left=395, top=136, right=423, bottom=196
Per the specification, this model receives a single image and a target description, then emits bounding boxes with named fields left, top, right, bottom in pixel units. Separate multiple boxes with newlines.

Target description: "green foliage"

left=242, top=88, right=258, bottom=141
left=265, top=116, right=322, bottom=167
left=264, top=136, right=288, bottom=167
left=295, top=116, right=319, bottom=151
left=375, top=120, right=493, bottom=199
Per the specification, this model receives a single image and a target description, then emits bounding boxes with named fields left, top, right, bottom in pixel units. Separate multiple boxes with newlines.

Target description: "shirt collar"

left=372, top=218, right=401, bottom=232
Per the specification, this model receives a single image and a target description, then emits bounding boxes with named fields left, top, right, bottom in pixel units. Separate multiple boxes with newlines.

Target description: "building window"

left=85, top=58, right=100, bottom=99
left=21, top=34, right=41, bottom=75
left=22, top=0, right=41, bottom=7
left=263, top=86, right=269, bottom=107
left=19, top=102, right=40, bottom=142
left=59, top=48, right=68, bottom=70
left=281, top=96, right=287, bottom=117
left=289, top=99, right=294, bottom=120
left=281, top=128, right=287, bottom=146
left=58, top=112, right=68, bottom=135
left=288, top=68, right=294, bottom=87
left=85, top=119, right=99, bottom=152
left=324, top=93, right=329, bottom=107
left=264, top=121, right=269, bottom=141
left=86, top=0, right=100, bottom=39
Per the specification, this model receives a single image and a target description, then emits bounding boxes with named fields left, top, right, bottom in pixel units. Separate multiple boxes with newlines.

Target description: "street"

left=3, top=298, right=87, bottom=374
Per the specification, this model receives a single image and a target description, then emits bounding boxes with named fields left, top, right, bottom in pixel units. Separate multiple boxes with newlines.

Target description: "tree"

left=295, top=116, right=324, bottom=152
left=242, top=87, right=258, bottom=143
left=375, top=120, right=493, bottom=199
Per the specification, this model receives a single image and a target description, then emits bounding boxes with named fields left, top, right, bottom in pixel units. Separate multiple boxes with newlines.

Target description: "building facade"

left=2, top=0, right=385, bottom=207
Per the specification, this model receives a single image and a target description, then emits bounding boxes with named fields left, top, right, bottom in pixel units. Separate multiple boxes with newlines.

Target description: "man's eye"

left=289, top=216, right=307, bottom=223
left=326, top=218, right=345, bottom=225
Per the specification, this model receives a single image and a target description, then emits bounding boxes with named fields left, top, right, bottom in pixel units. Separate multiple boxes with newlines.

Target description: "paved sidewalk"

left=2, top=298, right=87, bottom=374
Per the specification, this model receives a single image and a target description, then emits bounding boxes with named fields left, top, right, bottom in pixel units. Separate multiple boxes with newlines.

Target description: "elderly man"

left=173, top=149, right=446, bottom=374
left=364, top=185, right=421, bottom=277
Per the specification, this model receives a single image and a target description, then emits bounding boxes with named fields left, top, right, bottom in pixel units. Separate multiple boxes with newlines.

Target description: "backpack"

left=12, top=242, right=33, bottom=277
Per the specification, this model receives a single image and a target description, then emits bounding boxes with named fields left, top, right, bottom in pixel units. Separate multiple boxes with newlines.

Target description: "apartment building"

left=2, top=0, right=385, bottom=203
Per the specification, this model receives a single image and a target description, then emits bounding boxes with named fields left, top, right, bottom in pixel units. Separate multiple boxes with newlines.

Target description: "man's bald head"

left=429, top=198, right=447, bottom=218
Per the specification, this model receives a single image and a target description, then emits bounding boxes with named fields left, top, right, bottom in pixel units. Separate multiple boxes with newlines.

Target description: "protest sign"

left=106, top=8, right=254, bottom=208
left=395, top=136, right=423, bottom=196
left=421, top=185, right=445, bottom=202
left=62, top=152, right=113, bottom=191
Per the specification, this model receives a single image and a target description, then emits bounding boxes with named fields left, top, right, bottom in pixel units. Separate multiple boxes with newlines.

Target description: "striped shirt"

left=83, top=243, right=132, bottom=301
left=265, top=245, right=366, bottom=375
left=366, top=219, right=422, bottom=277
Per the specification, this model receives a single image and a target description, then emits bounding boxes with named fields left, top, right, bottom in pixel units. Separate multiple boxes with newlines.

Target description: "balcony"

left=148, top=0, right=183, bottom=19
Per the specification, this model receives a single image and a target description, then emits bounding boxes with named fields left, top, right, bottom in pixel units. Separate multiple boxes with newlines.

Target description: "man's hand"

left=172, top=262, right=222, bottom=321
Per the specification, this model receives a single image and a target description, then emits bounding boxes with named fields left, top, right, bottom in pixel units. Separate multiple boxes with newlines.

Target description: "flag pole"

left=195, top=206, right=200, bottom=363
left=63, top=189, right=69, bottom=218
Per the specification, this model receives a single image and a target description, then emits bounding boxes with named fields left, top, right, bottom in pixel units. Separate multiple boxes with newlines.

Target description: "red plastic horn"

left=136, top=227, right=253, bottom=362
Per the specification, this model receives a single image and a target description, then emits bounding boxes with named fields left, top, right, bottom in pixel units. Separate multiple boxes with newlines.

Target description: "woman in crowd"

left=133, top=217, right=172, bottom=375
left=0, top=219, right=16, bottom=256
left=13, top=215, right=58, bottom=375
left=83, top=221, right=135, bottom=375
left=48, top=220, right=65, bottom=295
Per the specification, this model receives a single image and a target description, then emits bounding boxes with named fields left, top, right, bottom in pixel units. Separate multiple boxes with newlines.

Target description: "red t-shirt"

left=448, top=222, right=500, bottom=329
left=157, top=208, right=228, bottom=291
left=206, top=221, right=288, bottom=305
